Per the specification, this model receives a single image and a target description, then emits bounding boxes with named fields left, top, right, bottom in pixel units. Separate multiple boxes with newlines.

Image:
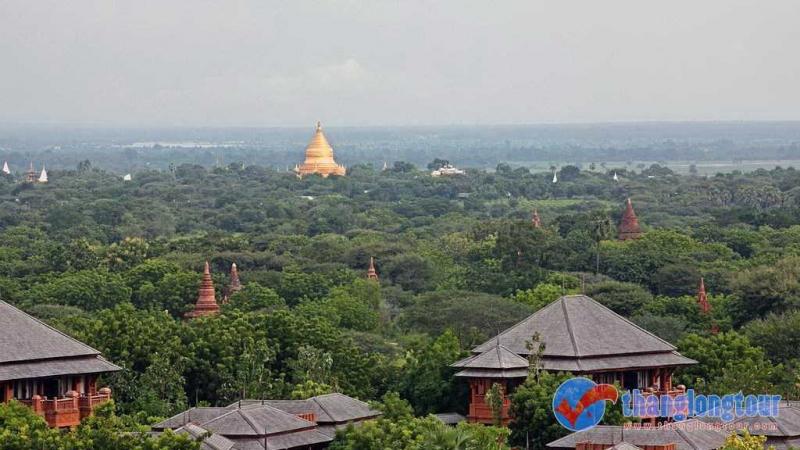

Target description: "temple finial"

left=367, top=256, right=379, bottom=280
left=316, top=121, right=322, bottom=132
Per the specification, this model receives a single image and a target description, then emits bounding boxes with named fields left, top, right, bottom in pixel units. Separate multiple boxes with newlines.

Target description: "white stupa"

left=2, top=161, right=9, bottom=174
left=123, top=173, right=132, bottom=181
left=552, top=169, right=558, bottom=183
left=382, top=161, right=388, bottom=171
left=613, top=172, right=619, bottom=181
left=38, top=165, right=48, bottom=183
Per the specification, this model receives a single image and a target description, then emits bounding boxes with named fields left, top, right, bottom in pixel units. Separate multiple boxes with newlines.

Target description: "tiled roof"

left=0, top=300, right=120, bottom=382
left=152, top=407, right=231, bottom=431
left=233, top=393, right=380, bottom=424
left=452, top=344, right=529, bottom=370
left=473, top=295, right=678, bottom=358
left=547, top=421, right=727, bottom=450
left=434, top=412, right=466, bottom=425
left=174, top=423, right=235, bottom=450
left=200, top=405, right=315, bottom=437
left=0, top=300, right=100, bottom=363
left=0, top=355, right=121, bottom=382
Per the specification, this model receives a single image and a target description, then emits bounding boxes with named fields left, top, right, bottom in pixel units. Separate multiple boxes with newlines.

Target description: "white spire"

left=38, top=164, right=48, bottom=183
left=552, top=169, right=558, bottom=183
left=123, top=173, right=132, bottom=181
left=1, top=161, right=9, bottom=174
left=613, top=172, right=619, bottom=181
left=382, top=161, right=388, bottom=171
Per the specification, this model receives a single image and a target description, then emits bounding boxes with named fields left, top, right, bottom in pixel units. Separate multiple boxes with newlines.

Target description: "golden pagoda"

left=294, top=121, right=346, bottom=178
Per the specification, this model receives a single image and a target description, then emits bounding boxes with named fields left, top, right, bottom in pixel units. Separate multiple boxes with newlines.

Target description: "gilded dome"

left=295, top=121, right=346, bottom=178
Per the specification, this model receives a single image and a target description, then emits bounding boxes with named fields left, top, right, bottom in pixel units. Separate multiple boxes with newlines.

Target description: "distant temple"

left=222, top=262, right=243, bottom=303
left=697, top=278, right=710, bottom=315
left=152, top=393, right=381, bottom=449
left=451, top=295, right=696, bottom=425
left=618, top=198, right=643, bottom=240
left=38, top=165, right=48, bottom=183
left=431, top=163, right=465, bottom=177
left=2, top=161, right=9, bottom=175
left=531, top=209, right=542, bottom=228
left=294, top=122, right=346, bottom=178
left=1, top=300, right=119, bottom=427
left=367, top=257, right=379, bottom=281
left=25, top=162, right=36, bottom=183
left=185, top=261, right=220, bottom=318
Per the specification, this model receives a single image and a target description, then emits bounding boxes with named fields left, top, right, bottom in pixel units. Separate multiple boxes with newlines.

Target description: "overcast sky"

left=1, top=0, right=799, bottom=127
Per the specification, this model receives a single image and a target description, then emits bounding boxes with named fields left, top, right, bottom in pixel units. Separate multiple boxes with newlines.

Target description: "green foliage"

left=676, top=331, right=791, bottom=394
left=395, top=330, right=466, bottom=415
left=744, top=310, right=800, bottom=364
left=330, top=413, right=509, bottom=450
left=26, top=269, right=132, bottom=310
left=0, top=400, right=200, bottom=449
left=728, top=256, right=800, bottom=326
left=585, top=280, right=653, bottom=316
left=721, top=430, right=768, bottom=450
left=512, top=283, right=564, bottom=310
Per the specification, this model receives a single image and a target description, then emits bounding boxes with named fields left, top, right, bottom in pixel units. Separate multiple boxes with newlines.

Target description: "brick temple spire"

left=531, top=209, right=542, bottom=228
left=367, top=257, right=379, bottom=281
left=618, top=198, right=643, bottom=240
left=222, top=262, right=243, bottom=304
left=185, top=261, right=220, bottom=318
left=229, top=263, right=242, bottom=294
left=697, top=277, right=710, bottom=314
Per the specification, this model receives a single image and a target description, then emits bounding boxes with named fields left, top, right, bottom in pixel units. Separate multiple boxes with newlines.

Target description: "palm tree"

left=589, top=212, right=613, bottom=274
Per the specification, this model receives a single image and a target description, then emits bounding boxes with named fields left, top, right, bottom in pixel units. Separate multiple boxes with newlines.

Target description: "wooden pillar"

left=661, top=370, right=671, bottom=391
left=86, top=375, right=97, bottom=395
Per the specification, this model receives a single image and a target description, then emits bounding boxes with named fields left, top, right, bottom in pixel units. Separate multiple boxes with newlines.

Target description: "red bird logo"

left=555, top=383, right=619, bottom=427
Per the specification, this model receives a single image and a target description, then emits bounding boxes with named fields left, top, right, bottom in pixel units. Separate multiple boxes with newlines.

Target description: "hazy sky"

left=1, top=0, right=799, bottom=127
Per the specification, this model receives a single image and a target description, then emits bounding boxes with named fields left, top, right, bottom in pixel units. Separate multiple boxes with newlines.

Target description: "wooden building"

left=452, top=295, right=696, bottom=425
left=0, top=300, right=120, bottom=427
left=152, top=393, right=381, bottom=449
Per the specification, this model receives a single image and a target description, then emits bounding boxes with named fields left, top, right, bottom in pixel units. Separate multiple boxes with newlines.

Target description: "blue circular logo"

left=552, top=377, right=618, bottom=432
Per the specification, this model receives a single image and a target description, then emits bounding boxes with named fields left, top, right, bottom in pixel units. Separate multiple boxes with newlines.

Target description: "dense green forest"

left=2, top=160, right=800, bottom=448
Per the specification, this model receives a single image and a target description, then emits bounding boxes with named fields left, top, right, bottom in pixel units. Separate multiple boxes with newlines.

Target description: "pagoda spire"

left=367, top=256, right=379, bottom=281
left=222, top=262, right=242, bottom=304
left=531, top=209, right=542, bottom=228
left=618, top=198, right=643, bottom=240
left=26, top=162, right=36, bottom=183
left=697, top=277, right=710, bottom=314
left=2, top=161, right=9, bottom=174
left=185, top=261, right=220, bottom=318
left=38, top=164, right=48, bottom=183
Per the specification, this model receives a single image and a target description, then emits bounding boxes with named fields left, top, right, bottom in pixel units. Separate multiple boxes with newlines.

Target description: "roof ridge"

left=560, top=297, right=582, bottom=358
left=312, top=396, right=337, bottom=422
left=574, top=295, right=678, bottom=350
left=0, top=299, right=100, bottom=360
left=474, top=299, right=565, bottom=351
left=673, top=427, right=700, bottom=450
left=237, top=408, right=264, bottom=435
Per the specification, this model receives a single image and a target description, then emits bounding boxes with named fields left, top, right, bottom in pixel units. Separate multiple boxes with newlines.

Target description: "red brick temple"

left=367, top=256, right=379, bottom=281
left=222, top=262, right=243, bottom=303
left=0, top=300, right=119, bottom=427
left=618, top=198, right=643, bottom=240
left=452, top=295, right=696, bottom=425
left=532, top=209, right=542, bottom=228
left=185, top=261, right=220, bottom=318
